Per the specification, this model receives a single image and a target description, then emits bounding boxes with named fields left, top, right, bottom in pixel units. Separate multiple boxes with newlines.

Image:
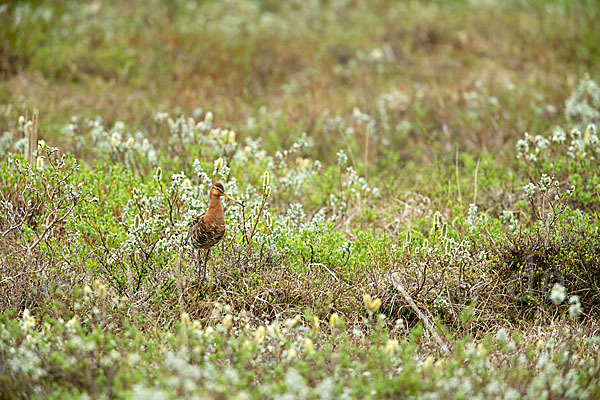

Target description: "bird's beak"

left=223, top=192, right=244, bottom=206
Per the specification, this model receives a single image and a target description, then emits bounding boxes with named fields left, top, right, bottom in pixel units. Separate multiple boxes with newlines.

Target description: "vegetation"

left=1, top=0, right=599, bottom=398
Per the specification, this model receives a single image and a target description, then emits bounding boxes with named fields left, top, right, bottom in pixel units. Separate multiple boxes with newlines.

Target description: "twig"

left=308, top=263, right=340, bottom=282
left=391, top=274, right=451, bottom=355
left=473, top=157, right=480, bottom=203
left=240, top=202, right=250, bottom=245
left=455, top=148, right=462, bottom=202
left=1, top=209, right=33, bottom=237
left=248, top=195, right=268, bottom=244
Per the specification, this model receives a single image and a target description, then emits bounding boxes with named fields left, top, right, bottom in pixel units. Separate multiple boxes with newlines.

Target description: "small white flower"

left=285, top=315, right=302, bottom=329
left=222, top=314, right=233, bottom=330
left=180, top=312, right=190, bottom=327
left=110, top=132, right=121, bottom=148
left=422, top=356, right=434, bottom=370
left=362, top=293, right=383, bottom=315
left=204, top=326, right=214, bottom=337
left=495, top=328, right=509, bottom=344
left=220, top=129, right=229, bottom=142
left=525, top=153, right=537, bottom=162
left=504, top=388, right=520, bottom=400
left=394, top=318, right=404, bottom=330
left=126, top=137, right=135, bottom=148
left=21, top=309, right=36, bottom=332
left=384, top=339, right=399, bottom=355
left=93, top=279, right=107, bottom=299
left=370, top=298, right=382, bottom=313
left=336, top=149, right=348, bottom=167
left=254, top=326, right=266, bottom=343
left=36, top=156, right=44, bottom=170
left=311, top=317, right=320, bottom=334
left=66, top=316, right=79, bottom=332
left=569, top=296, right=582, bottom=319
left=516, top=139, right=529, bottom=154
left=552, top=127, right=566, bottom=143
left=228, top=130, right=236, bottom=144
left=466, top=203, right=480, bottom=232
left=534, top=135, right=550, bottom=150
left=265, top=324, right=277, bottom=338
left=181, top=178, right=192, bottom=190
left=539, top=174, right=552, bottom=190
left=369, top=48, right=384, bottom=61
left=536, top=340, right=545, bottom=350
left=329, top=313, right=340, bottom=328
left=303, top=337, right=314, bottom=354
left=154, top=112, right=169, bottom=123
left=285, top=346, right=297, bottom=359
left=523, top=183, right=536, bottom=198
left=550, top=283, right=566, bottom=305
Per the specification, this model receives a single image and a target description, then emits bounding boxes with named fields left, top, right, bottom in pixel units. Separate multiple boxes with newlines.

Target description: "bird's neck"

left=207, top=195, right=223, bottom=213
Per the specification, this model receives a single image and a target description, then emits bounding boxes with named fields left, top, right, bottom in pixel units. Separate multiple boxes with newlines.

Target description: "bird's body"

left=188, top=201, right=226, bottom=250
left=188, top=182, right=242, bottom=281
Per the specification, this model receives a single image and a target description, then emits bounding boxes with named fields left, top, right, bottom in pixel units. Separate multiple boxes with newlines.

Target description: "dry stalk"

left=392, top=274, right=451, bottom=355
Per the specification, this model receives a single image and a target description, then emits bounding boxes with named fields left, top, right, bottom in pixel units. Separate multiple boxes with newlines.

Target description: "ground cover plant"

left=1, top=0, right=600, bottom=398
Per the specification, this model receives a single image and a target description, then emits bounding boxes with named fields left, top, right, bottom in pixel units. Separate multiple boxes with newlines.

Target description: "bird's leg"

left=203, top=248, right=211, bottom=281
left=197, top=248, right=204, bottom=282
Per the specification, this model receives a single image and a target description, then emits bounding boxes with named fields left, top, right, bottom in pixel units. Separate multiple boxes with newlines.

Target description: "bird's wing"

left=192, top=212, right=206, bottom=224
left=185, top=212, right=206, bottom=244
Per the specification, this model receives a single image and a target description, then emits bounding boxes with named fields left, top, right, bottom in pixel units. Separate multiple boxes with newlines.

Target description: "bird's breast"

left=189, top=214, right=226, bottom=249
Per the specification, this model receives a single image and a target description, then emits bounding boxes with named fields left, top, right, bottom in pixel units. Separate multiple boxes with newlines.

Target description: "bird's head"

left=211, top=182, right=243, bottom=206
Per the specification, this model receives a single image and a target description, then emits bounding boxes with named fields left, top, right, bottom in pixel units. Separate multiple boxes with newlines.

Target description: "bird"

left=187, top=182, right=243, bottom=282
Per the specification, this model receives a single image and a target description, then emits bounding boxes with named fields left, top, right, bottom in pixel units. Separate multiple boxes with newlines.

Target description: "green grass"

left=1, top=0, right=600, bottom=398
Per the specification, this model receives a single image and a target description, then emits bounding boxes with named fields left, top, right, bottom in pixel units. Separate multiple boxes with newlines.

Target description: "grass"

left=1, top=0, right=600, bottom=398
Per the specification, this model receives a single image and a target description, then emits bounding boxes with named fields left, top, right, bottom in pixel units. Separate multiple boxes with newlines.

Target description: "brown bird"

left=188, top=182, right=243, bottom=281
